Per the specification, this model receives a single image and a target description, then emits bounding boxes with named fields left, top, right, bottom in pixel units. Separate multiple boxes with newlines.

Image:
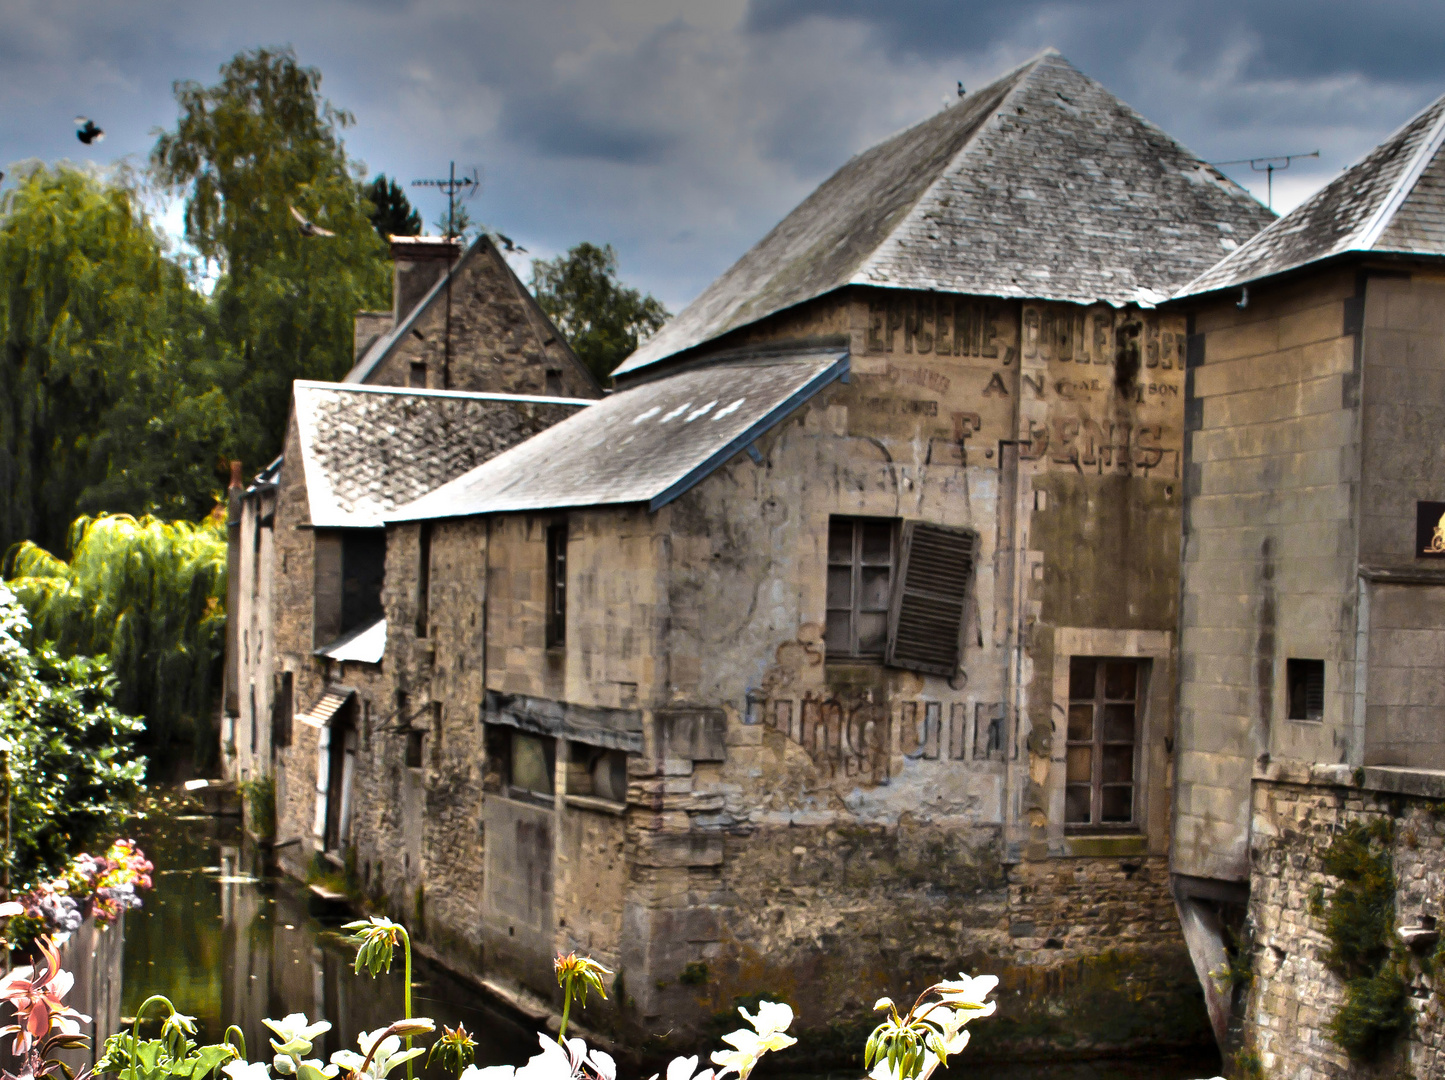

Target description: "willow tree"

left=152, top=46, right=391, bottom=471
left=0, top=164, right=234, bottom=557
left=7, top=512, right=227, bottom=770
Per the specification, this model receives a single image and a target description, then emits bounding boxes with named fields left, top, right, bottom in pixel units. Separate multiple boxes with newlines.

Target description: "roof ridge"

left=294, top=379, right=595, bottom=406
left=1359, top=93, right=1445, bottom=250
left=852, top=53, right=1050, bottom=284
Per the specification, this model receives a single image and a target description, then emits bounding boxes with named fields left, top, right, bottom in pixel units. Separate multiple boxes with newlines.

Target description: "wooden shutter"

left=885, top=522, right=976, bottom=677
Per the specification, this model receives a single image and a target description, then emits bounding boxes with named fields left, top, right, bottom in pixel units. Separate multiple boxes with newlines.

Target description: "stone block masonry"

left=1244, top=765, right=1445, bottom=1078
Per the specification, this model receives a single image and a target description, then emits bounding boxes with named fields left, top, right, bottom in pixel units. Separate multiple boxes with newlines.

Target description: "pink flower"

left=0, top=937, right=91, bottom=1056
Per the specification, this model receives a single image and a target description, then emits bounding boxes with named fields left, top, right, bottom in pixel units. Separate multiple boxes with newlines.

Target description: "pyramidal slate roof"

left=615, top=49, right=1272, bottom=378
left=293, top=381, right=592, bottom=528
left=1181, top=92, right=1445, bottom=297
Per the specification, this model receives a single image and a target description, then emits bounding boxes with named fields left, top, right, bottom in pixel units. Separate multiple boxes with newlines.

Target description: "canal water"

left=119, top=813, right=1220, bottom=1080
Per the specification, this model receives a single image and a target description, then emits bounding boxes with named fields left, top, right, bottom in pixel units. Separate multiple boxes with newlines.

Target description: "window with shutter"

left=885, top=522, right=977, bottom=677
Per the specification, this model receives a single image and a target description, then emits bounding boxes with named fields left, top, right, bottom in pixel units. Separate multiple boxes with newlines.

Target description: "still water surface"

left=120, top=813, right=1219, bottom=1080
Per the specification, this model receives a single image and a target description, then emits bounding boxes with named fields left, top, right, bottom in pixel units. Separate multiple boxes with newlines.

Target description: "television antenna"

left=410, top=162, right=481, bottom=388
left=1209, top=150, right=1319, bottom=211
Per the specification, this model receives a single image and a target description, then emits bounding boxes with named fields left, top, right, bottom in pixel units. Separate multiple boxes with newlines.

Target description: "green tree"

left=0, top=583, right=146, bottom=887
left=152, top=46, right=391, bottom=472
left=363, top=174, right=421, bottom=239
left=0, top=163, right=234, bottom=558
left=6, top=512, right=227, bottom=772
left=531, top=242, right=669, bottom=384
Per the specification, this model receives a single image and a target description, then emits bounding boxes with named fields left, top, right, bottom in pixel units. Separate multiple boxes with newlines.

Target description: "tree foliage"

left=151, top=46, right=391, bottom=472
left=531, top=242, right=668, bottom=384
left=6, top=513, right=227, bottom=771
left=0, top=583, right=146, bottom=888
left=363, top=175, right=421, bottom=239
left=0, top=163, right=233, bottom=558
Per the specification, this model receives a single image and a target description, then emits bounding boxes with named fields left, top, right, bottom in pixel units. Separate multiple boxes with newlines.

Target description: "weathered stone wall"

left=363, top=237, right=599, bottom=398
left=226, top=483, right=277, bottom=783
left=1244, top=766, right=1445, bottom=1078
left=1174, top=268, right=1363, bottom=884
left=363, top=283, right=1206, bottom=1055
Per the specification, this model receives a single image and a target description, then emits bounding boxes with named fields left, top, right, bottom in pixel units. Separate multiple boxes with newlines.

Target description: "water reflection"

left=120, top=813, right=1219, bottom=1080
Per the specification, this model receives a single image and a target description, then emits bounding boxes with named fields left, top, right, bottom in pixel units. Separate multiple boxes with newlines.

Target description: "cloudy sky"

left=2, top=0, right=1443, bottom=311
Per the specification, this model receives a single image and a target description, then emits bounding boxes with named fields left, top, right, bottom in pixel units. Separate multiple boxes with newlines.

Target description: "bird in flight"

left=495, top=232, right=527, bottom=253
left=75, top=117, right=104, bottom=145
left=290, top=205, right=335, bottom=237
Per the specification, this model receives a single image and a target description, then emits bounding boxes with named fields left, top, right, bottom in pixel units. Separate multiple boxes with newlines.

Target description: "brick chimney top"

left=389, top=235, right=462, bottom=260
left=229, top=460, right=244, bottom=490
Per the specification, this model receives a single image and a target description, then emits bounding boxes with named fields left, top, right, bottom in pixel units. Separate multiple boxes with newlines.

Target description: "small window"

left=1065, top=658, right=1141, bottom=828
left=825, top=517, right=896, bottom=660
left=409, top=361, right=427, bottom=388
left=1287, top=659, right=1325, bottom=721
left=404, top=728, right=425, bottom=770
left=272, top=671, right=293, bottom=748
left=545, top=368, right=564, bottom=395
left=546, top=524, right=568, bottom=648
left=567, top=742, right=628, bottom=804
left=509, top=731, right=556, bottom=801
left=415, top=523, right=432, bottom=638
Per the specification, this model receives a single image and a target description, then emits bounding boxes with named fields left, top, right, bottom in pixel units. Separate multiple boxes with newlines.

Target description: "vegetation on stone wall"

left=1310, top=819, right=1410, bottom=1060
left=6, top=512, right=227, bottom=772
left=0, top=584, right=146, bottom=888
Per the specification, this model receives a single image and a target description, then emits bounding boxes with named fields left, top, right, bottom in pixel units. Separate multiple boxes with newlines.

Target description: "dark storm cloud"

left=1, top=0, right=1442, bottom=310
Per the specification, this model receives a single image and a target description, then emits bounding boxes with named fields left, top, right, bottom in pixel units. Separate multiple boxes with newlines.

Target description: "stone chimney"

left=390, top=235, right=463, bottom=323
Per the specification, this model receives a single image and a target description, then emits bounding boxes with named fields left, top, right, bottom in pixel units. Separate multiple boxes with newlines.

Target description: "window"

left=409, top=361, right=427, bottom=388
left=1065, top=658, right=1141, bottom=828
left=272, top=671, right=293, bottom=748
left=404, top=728, right=425, bottom=769
left=824, top=517, right=977, bottom=676
left=826, top=518, right=895, bottom=659
left=1287, top=658, right=1325, bottom=721
left=508, top=731, right=556, bottom=802
left=546, top=524, right=568, bottom=648
left=314, top=530, right=387, bottom=647
left=567, top=742, right=628, bottom=804
left=415, top=523, right=432, bottom=638
left=545, top=368, right=563, bottom=395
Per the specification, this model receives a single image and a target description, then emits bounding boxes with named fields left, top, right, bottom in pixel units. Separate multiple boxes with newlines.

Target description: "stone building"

left=353, top=50, right=1275, bottom=1057
left=1168, top=88, right=1445, bottom=1072
left=221, top=232, right=601, bottom=826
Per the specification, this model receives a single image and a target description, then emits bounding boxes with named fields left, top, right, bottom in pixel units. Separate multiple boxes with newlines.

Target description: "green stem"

left=399, top=926, right=413, bottom=1080
left=223, top=1026, right=246, bottom=1060
left=557, top=974, right=573, bottom=1044
left=132, top=995, right=174, bottom=1040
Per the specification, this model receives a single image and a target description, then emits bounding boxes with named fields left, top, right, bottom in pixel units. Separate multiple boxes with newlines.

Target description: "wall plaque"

left=1416, top=502, right=1445, bottom=558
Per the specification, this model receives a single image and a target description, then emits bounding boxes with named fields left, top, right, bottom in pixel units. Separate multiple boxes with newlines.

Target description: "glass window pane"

left=828, top=520, right=854, bottom=563
left=1067, top=704, right=1093, bottom=742
left=511, top=733, right=554, bottom=795
left=1101, top=786, right=1133, bottom=822
left=857, top=612, right=888, bottom=655
left=824, top=612, right=851, bottom=655
left=1104, top=660, right=1137, bottom=700
left=827, top=567, right=853, bottom=608
left=1102, top=703, right=1135, bottom=743
left=1069, top=658, right=1095, bottom=700
left=1102, top=745, right=1134, bottom=784
left=1066, top=746, right=1092, bottom=783
left=1066, top=785, right=1092, bottom=823
left=859, top=566, right=891, bottom=611
left=860, top=522, right=893, bottom=564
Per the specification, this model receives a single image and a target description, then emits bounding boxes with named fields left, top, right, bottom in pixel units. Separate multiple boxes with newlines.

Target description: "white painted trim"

left=1356, top=100, right=1445, bottom=252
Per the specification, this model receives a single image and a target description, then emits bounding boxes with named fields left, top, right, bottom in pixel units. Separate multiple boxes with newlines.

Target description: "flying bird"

left=75, top=117, right=104, bottom=145
left=289, top=205, right=335, bottom=237
left=495, top=233, right=527, bottom=253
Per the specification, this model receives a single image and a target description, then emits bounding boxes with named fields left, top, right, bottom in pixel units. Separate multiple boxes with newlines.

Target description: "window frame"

left=824, top=516, right=898, bottom=662
left=545, top=522, right=568, bottom=649
left=1064, top=657, right=1143, bottom=832
left=505, top=729, right=557, bottom=805
left=564, top=740, right=629, bottom=807
left=1286, top=658, right=1325, bottom=722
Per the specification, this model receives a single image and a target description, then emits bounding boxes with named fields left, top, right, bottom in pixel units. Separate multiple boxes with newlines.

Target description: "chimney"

left=389, top=235, right=463, bottom=324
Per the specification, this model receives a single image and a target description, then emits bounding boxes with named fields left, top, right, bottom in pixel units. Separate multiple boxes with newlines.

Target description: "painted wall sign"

left=1416, top=501, right=1445, bottom=558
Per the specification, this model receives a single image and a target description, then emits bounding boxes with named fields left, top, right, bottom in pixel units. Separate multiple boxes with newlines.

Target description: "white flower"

left=224, top=1062, right=272, bottom=1080
left=931, top=974, right=998, bottom=1015
left=737, top=1002, right=793, bottom=1041
left=587, top=1050, right=616, bottom=1080
left=267, top=1013, right=333, bottom=1059
left=331, top=1029, right=425, bottom=1080
left=459, top=1068, right=517, bottom=1080
left=509, top=1033, right=581, bottom=1080
left=664, top=1056, right=712, bottom=1080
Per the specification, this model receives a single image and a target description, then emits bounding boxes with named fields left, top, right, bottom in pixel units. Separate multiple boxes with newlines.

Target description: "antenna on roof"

left=410, top=162, right=482, bottom=389
left=1209, top=150, right=1319, bottom=211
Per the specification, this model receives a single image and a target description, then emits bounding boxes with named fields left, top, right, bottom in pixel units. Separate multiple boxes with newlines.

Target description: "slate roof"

left=293, top=381, right=593, bottom=528
left=389, top=345, right=849, bottom=521
left=615, top=49, right=1272, bottom=378
left=1180, top=92, right=1445, bottom=296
